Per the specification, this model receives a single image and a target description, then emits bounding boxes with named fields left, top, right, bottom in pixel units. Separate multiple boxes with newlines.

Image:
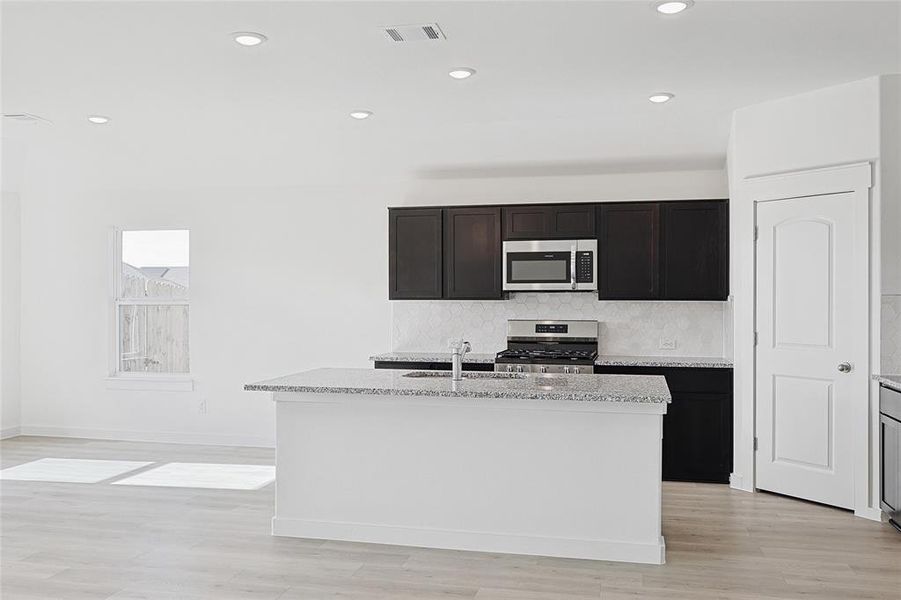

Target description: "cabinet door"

left=597, top=203, right=660, bottom=299
left=593, top=365, right=734, bottom=484
left=502, top=205, right=552, bottom=240
left=662, top=392, right=733, bottom=483
left=444, top=207, right=503, bottom=299
left=373, top=361, right=493, bottom=372
left=661, top=201, right=728, bottom=300
left=503, top=204, right=596, bottom=240
left=551, top=205, right=595, bottom=238
left=388, top=208, right=443, bottom=299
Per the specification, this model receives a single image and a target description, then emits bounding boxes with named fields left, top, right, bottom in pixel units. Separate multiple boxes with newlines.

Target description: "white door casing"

left=755, top=187, right=869, bottom=509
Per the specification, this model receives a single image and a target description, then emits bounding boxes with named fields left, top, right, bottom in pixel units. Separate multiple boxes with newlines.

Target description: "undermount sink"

left=403, top=371, right=526, bottom=380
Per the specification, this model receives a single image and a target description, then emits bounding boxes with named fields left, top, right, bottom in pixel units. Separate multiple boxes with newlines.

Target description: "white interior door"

left=755, top=191, right=868, bottom=509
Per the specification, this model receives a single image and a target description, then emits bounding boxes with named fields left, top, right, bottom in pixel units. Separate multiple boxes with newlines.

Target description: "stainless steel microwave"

left=502, top=239, right=597, bottom=291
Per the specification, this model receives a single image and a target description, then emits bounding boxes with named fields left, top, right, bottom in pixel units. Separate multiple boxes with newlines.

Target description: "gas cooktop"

left=495, top=348, right=597, bottom=363
left=493, top=319, right=599, bottom=374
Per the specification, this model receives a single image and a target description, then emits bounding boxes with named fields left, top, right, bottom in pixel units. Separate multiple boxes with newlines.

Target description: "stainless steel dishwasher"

left=880, top=384, right=901, bottom=531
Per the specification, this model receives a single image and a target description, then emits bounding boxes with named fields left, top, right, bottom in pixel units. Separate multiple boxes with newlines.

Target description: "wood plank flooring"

left=1, top=436, right=899, bottom=599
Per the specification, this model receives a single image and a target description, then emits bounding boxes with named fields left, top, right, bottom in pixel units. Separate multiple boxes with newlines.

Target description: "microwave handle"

left=571, top=245, right=577, bottom=290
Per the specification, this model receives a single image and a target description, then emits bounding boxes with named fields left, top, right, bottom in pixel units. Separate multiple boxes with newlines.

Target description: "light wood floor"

left=1, top=436, right=899, bottom=599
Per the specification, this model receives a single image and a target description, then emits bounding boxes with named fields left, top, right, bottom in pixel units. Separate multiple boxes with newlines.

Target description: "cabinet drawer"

left=592, top=366, right=732, bottom=394
left=373, top=361, right=494, bottom=372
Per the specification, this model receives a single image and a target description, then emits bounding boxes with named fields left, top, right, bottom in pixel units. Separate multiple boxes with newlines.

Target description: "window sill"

left=105, top=376, right=194, bottom=392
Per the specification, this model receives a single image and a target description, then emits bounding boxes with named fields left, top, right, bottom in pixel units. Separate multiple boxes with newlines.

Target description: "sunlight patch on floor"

left=0, top=458, right=153, bottom=483
left=111, top=462, right=275, bottom=490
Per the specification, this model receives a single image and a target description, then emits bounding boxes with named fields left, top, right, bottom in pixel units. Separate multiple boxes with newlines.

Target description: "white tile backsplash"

left=882, top=295, right=901, bottom=374
left=391, top=293, right=728, bottom=357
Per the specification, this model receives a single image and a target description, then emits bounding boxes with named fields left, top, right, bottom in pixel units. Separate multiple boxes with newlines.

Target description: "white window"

left=109, top=229, right=191, bottom=389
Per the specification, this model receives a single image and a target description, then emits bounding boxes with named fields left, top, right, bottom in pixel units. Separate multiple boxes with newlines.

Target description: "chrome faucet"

left=449, top=339, right=472, bottom=382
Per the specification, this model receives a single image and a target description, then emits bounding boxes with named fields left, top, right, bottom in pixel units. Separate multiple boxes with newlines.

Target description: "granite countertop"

left=246, top=367, right=671, bottom=404
left=595, top=355, right=734, bottom=369
left=369, top=351, right=732, bottom=369
left=370, top=352, right=497, bottom=364
left=875, top=374, right=901, bottom=393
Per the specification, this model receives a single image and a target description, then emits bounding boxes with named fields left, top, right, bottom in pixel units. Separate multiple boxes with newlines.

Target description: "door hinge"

left=753, top=437, right=758, bottom=451
left=754, top=226, right=759, bottom=242
left=754, top=331, right=759, bottom=346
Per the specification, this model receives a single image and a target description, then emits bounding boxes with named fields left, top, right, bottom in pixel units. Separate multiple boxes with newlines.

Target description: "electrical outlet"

left=658, top=337, right=676, bottom=350
left=198, top=398, right=207, bottom=415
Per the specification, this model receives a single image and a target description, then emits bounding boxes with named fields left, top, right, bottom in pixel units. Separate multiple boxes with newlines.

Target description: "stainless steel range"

left=494, top=319, right=598, bottom=374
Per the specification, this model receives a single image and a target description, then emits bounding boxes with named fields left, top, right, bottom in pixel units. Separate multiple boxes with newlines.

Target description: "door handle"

left=838, top=362, right=852, bottom=373
left=570, top=246, right=577, bottom=290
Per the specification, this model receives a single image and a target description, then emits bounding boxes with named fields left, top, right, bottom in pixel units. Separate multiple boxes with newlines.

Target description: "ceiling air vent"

left=383, top=23, right=446, bottom=43
left=3, top=113, right=53, bottom=125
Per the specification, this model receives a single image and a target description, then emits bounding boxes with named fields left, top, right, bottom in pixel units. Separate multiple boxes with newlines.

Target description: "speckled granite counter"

left=875, top=375, right=901, bottom=393
left=595, top=355, right=733, bottom=369
left=370, top=352, right=732, bottom=369
left=246, top=367, right=670, bottom=404
left=369, top=352, right=497, bottom=364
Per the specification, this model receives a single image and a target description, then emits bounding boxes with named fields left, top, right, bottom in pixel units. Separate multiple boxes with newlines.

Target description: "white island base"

left=272, top=392, right=666, bottom=565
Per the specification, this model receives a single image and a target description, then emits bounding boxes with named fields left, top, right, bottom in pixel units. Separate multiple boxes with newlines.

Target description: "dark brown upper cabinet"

left=597, top=203, right=660, bottom=300
left=444, top=207, right=503, bottom=299
left=388, top=208, right=443, bottom=300
left=661, top=201, right=728, bottom=300
left=503, top=204, right=595, bottom=240
left=597, top=200, right=728, bottom=301
left=390, top=200, right=727, bottom=302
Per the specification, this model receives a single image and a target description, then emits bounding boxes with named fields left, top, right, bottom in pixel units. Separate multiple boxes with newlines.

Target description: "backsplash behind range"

left=391, top=292, right=728, bottom=357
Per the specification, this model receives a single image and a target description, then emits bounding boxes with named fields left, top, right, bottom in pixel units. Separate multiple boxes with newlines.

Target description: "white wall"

left=397, top=168, right=728, bottom=207
left=879, top=76, right=901, bottom=374
left=728, top=75, right=898, bottom=517
left=18, top=182, right=391, bottom=446
left=1, top=192, right=22, bottom=438
left=15, top=167, right=727, bottom=447
left=880, top=75, right=901, bottom=296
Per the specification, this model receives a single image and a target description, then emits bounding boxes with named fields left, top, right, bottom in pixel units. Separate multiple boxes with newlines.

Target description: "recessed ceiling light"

left=648, top=93, right=675, bottom=104
left=87, top=115, right=111, bottom=124
left=448, top=68, right=476, bottom=80
left=232, top=32, right=267, bottom=47
left=654, top=1, right=693, bottom=15
left=349, top=110, right=373, bottom=120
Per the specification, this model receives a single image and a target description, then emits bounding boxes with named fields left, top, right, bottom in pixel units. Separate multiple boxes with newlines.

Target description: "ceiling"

left=2, top=1, right=900, bottom=189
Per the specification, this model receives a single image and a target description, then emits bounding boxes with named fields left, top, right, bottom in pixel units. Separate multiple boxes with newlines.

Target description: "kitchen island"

left=245, top=368, right=671, bottom=564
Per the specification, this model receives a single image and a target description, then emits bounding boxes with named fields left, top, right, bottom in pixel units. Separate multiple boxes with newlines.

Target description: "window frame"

left=106, top=227, right=193, bottom=391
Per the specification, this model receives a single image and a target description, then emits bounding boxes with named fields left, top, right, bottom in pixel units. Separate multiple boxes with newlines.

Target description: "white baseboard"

left=729, top=472, right=753, bottom=492
left=17, top=425, right=274, bottom=448
left=272, top=517, right=666, bottom=565
left=854, top=506, right=884, bottom=522
left=0, top=426, right=22, bottom=440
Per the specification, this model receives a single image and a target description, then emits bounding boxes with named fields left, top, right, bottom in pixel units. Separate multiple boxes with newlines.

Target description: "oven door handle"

left=570, top=245, right=577, bottom=290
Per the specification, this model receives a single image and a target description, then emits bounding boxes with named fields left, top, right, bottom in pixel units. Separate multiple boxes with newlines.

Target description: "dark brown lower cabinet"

left=662, top=392, right=732, bottom=483
left=373, top=361, right=494, bottom=372
left=594, top=365, right=733, bottom=483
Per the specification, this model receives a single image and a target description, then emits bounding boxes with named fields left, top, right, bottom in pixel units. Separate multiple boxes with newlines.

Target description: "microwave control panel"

left=576, top=251, right=594, bottom=283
